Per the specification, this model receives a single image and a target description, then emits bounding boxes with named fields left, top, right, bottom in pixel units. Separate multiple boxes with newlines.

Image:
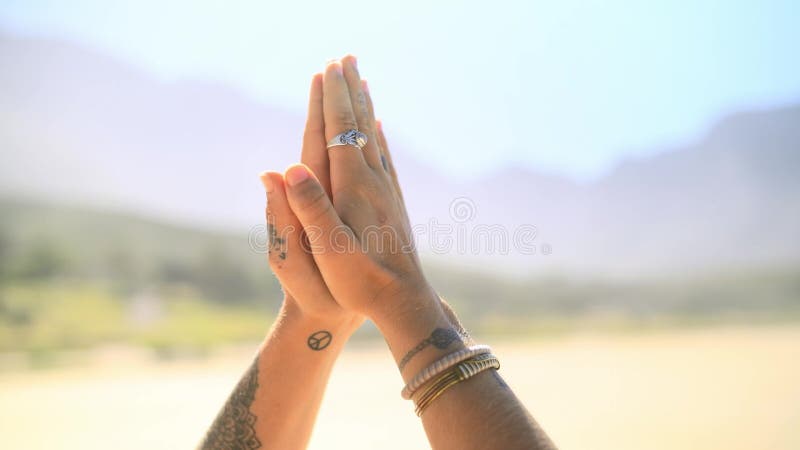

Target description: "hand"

left=259, top=70, right=364, bottom=331
left=280, top=56, right=439, bottom=322
left=253, top=58, right=556, bottom=450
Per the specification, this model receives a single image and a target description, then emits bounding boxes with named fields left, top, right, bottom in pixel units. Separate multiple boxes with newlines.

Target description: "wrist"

left=369, top=286, right=468, bottom=382
left=368, top=281, right=440, bottom=328
left=278, top=297, right=363, bottom=345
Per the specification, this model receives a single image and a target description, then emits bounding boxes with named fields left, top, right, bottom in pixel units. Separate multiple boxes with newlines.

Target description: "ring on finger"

left=326, top=129, right=368, bottom=150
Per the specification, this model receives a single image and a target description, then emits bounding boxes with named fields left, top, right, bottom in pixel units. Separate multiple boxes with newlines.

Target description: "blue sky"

left=2, top=0, right=798, bottom=180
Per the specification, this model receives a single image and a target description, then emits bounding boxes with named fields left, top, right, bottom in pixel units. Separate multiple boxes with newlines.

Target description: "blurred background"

left=1, top=0, right=799, bottom=449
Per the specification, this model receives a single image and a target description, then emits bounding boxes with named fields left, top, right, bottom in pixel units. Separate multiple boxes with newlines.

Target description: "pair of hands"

left=260, top=56, right=436, bottom=338
left=207, top=56, right=555, bottom=450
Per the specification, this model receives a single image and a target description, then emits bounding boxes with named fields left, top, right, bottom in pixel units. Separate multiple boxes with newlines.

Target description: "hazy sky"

left=2, top=0, right=798, bottom=180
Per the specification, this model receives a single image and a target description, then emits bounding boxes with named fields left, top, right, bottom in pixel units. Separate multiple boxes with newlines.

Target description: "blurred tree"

left=103, top=247, right=147, bottom=293
left=195, top=245, right=259, bottom=303
left=16, top=237, right=70, bottom=279
left=157, top=259, right=195, bottom=285
left=0, top=228, right=10, bottom=280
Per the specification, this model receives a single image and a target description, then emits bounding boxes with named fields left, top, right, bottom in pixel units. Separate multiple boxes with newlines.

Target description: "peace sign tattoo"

left=307, top=330, right=332, bottom=351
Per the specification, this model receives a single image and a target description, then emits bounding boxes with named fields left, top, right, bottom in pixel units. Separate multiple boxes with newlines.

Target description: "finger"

left=341, top=55, right=382, bottom=171
left=376, top=120, right=411, bottom=230
left=283, top=164, right=365, bottom=268
left=323, top=61, right=369, bottom=192
left=300, top=73, right=331, bottom=197
left=376, top=120, right=406, bottom=204
left=260, top=171, right=333, bottom=302
left=360, top=79, right=390, bottom=176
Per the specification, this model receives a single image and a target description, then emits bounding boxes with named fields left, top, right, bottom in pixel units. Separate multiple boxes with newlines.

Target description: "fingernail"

left=286, top=165, right=310, bottom=187
left=327, top=61, right=343, bottom=76
left=260, top=173, right=274, bottom=193
left=361, top=79, right=369, bottom=94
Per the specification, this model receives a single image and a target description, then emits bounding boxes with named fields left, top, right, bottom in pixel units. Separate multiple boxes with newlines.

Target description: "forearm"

left=372, top=291, right=556, bottom=450
left=200, top=299, right=359, bottom=450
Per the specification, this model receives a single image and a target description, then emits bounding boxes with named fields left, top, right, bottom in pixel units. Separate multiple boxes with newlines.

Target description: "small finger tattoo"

left=267, top=222, right=287, bottom=260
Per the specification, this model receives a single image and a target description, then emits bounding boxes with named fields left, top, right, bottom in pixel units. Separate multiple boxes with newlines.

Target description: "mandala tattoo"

left=398, top=327, right=463, bottom=370
left=199, top=357, right=261, bottom=450
left=267, top=222, right=286, bottom=260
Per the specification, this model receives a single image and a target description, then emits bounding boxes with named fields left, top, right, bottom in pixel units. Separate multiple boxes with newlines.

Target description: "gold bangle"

left=414, top=372, right=458, bottom=409
left=413, top=354, right=497, bottom=404
left=412, top=353, right=495, bottom=407
left=414, top=355, right=500, bottom=415
left=413, top=354, right=500, bottom=416
left=415, top=376, right=462, bottom=415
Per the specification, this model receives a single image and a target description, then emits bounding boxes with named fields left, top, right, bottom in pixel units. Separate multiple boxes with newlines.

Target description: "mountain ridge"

left=2, top=32, right=798, bottom=276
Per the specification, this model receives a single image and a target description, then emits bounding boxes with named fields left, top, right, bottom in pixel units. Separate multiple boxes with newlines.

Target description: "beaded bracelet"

left=414, top=353, right=500, bottom=416
left=401, top=344, right=492, bottom=399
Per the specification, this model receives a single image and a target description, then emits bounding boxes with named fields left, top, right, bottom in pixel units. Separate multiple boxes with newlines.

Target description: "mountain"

left=2, top=197, right=798, bottom=326
left=0, top=32, right=306, bottom=231
left=454, top=106, right=800, bottom=275
left=2, top=32, right=799, bottom=276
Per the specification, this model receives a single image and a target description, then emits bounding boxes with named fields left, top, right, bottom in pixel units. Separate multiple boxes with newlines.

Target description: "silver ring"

left=326, top=129, right=368, bottom=149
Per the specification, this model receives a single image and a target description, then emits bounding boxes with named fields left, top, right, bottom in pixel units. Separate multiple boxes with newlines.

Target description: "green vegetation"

left=1, top=197, right=799, bottom=364
left=0, top=197, right=279, bottom=362
left=427, top=264, right=800, bottom=328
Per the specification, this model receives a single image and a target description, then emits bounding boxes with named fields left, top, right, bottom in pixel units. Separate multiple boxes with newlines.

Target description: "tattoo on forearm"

left=200, top=357, right=261, bottom=450
left=398, top=327, right=462, bottom=370
left=267, top=222, right=286, bottom=260
left=307, top=330, right=332, bottom=351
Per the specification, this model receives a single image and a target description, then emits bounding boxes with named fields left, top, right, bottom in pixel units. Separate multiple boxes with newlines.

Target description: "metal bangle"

left=414, top=354, right=500, bottom=416
left=402, top=344, right=492, bottom=399
left=413, top=354, right=497, bottom=406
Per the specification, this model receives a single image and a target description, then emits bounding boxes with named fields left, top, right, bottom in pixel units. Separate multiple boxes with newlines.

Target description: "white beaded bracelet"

left=401, top=344, right=492, bottom=399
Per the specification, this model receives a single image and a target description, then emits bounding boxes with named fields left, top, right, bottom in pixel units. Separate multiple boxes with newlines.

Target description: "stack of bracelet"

left=401, top=344, right=500, bottom=416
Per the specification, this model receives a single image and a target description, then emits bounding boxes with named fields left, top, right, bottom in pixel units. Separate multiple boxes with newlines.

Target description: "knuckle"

left=336, top=112, right=358, bottom=129
left=294, top=179, right=323, bottom=203
left=302, top=188, right=334, bottom=225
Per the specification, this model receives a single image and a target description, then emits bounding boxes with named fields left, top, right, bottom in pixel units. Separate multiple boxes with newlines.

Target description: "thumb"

left=284, top=164, right=353, bottom=256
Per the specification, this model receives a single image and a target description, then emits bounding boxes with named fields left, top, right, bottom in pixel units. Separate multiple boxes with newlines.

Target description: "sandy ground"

left=1, top=326, right=798, bottom=449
